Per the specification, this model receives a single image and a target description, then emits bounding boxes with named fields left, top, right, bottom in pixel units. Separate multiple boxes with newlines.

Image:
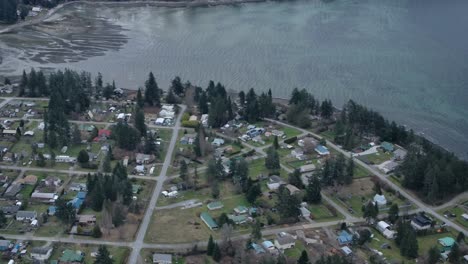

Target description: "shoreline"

left=0, top=0, right=267, bottom=34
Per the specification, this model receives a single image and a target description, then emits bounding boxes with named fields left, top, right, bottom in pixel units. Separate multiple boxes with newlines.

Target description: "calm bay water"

left=0, top=0, right=468, bottom=158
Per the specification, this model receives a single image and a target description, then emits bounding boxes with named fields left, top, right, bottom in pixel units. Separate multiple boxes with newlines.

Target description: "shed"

left=251, top=243, right=266, bottom=254
left=300, top=207, right=311, bottom=218
left=200, top=212, right=218, bottom=230
left=300, top=164, right=316, bottom=173
left=341, top=246, right=353, bottom=256
left=0, top=240, right=11, bottom=251
left=212, top=138, right=225, bottom=147
left=152, top=253, right=172, bottom=264
left=207, top=201, right=224, bottom=211
left=285, top=184, right=300, bottom=195
left=314, top=145, right=330, bottom=155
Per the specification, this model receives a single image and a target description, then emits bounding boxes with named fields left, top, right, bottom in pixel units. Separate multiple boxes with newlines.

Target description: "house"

left=379, top=160, right=399, bottom=174
left=0, top=240, right=11, bottom=251
left=291, top=148, right=304, bottom=159
left=2, top=152, right=15, bottom=162
left=180, top=133, right=196, bottom=145
left=159, top=109, right=175, bottom=118
left=234, top=205, right=248, bottom=214
left=2, top=130, right=16, bottom=136
left=393, top=148, right=407, bottom=161
left=300, top=206, right=311, bottom=218
left=380, top=142, right=394, bottom=152
left=200, top=212, right=218, bottom=230
left=212, top=138, right=225, bottom=147
left=1, top=205, right=20, bottom=216
left=285, top=184, right=300, bottom=195
left=152, top=253, right=172, bottom=264
left=261, top=240, right=276, bottom=253
left=55, top=155, right=76, bottom=163
left=4, top=183, right=23, bottom=197
left=267, top=175, right=284, bottom=190
left=411, top=214, right=432, bottom=230
left=314, top=145, right=330, bottom=156
left=60, top=250, right=84, bottom=263
left=271, top=130, right=285, bottom=137
left=189, top=115, right=198, bottom=121
left=98, top=129, right=111, bottom=139
left=31, top=192, right=58, bottom=203
left=18, top=175, right=38, bottom=185
left=373, top=194, right=387, bottom=206
left=298, top=137, right=318, bottom=148
left=228, top=214, right=247, bottom=225
left=136, top=153, right=154, bottom=164
left=438, top=237, right=455, bottom=251
left=300, top=164, right=316, bottom=173
left=251, top=243, right=266, bottom=254
left=207, top=201, right=224, bottom=211
left=274, top=233, right=296, bottom=251
left=31, top=247, right=53, bottom=261
left=77, top=215, right=96, bottom=225
left=135, top=165, right=146, bottom=174
left=68, top=197, right=84, bottom=210
left=341, top=246, right=353, bottom=256
left=155, top=118, right=165, bottom=125
left=337, top=230, right=353, bottom=245
left=16, top=210, right=37, bottom=221
left=44, top=176, right=62, bottom=187
left=69, top=183, right=87, bottom=192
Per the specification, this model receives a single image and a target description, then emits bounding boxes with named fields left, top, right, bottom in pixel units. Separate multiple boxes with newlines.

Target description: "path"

left=128, top=104, right=186, bottom=264
left=155, top=199, right=199, bottom=210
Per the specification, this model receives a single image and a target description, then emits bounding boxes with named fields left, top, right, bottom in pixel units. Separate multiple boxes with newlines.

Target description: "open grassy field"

left=437, top=203, right=468, bottom=228
left=49, top=243, right=130, bottom=263
left=358, top=150, right=393, bottom=165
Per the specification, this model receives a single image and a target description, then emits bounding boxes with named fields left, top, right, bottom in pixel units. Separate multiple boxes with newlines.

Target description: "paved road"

left=265, top=118, right=468, bottom=235
left=128, top=105, right=186, bottom=264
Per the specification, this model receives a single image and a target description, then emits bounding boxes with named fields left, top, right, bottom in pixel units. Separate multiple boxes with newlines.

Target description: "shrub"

left=182, top=120, right=199, bottom=128
left=283, top=136, right=297, bottom=144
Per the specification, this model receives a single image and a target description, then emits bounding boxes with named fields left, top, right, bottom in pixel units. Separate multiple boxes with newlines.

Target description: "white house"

left=16, top=211, right=37, bottom=221
left=300, top=206, right=311, bottom=218
left=373, top=194, right=387, bottom=206
left=274, top=233, right=296, bottom=251
left=267, top=176, right=284, bottom=190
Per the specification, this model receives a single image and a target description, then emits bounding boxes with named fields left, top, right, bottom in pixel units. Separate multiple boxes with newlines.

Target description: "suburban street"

left=0, top=96, right=466, bottom=264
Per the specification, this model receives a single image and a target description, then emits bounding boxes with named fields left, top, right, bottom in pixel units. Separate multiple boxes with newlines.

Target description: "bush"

left=181, top=112, right=190, bottom=122
left=283, top=136, right=297, bottom=144
left=182, top=120, right=199, bottom=128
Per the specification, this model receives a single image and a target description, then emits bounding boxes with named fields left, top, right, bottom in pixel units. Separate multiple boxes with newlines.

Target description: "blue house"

left=337, top=230, right=353, bottom=245
left=251, top=243, right=265, bottom=254
left=76, top=191, right=87, bottom=200
left=68, top=198, right=84, bottom=209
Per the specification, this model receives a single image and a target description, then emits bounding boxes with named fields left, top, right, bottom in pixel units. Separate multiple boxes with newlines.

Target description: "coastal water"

left=0, top=0, right=468, bottom=158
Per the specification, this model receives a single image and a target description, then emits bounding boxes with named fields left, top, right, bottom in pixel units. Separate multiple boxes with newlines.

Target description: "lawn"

left=354, top=164, right=371, bottom=178
left=358, top=150, right=393, bottom=165
left=308, top=203, right=344, bottom=222
left=284, top=240, right=306, bottom=259
left=49, top=243, right=130, bottom=263
left=248, top=157, right=288, bottom=180
left=437, top=204, right=468, bottom=228
left=148, top=184, right=252, bottom=243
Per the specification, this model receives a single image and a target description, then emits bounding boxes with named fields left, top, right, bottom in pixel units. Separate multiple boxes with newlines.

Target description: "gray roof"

left=4, top=183, right=22, bottom=197
left=153, top=253, right=172, bottom=262
left=0, top=240, right=11, bottom=247
left=31, top=247, right=52, bottom=254
left=1, top=205, right=20, bottom=214
left=16, top=210, right=37, bottom=219
left=276, top=234, right=295, bottom=245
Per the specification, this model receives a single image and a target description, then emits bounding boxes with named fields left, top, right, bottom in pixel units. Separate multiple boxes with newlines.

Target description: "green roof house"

left=59, top=249, right=84, bottom=263
left=234, top=205, right=248, bottom=214
left=200, top=212, right=218, bottom=230
left=228, top=214, right=247, bottom=225
left=438, top=237, right=455, bottom=251
left=380, top=142, right=394, bottom=152
left=207, top=201, right=224, bottom=211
